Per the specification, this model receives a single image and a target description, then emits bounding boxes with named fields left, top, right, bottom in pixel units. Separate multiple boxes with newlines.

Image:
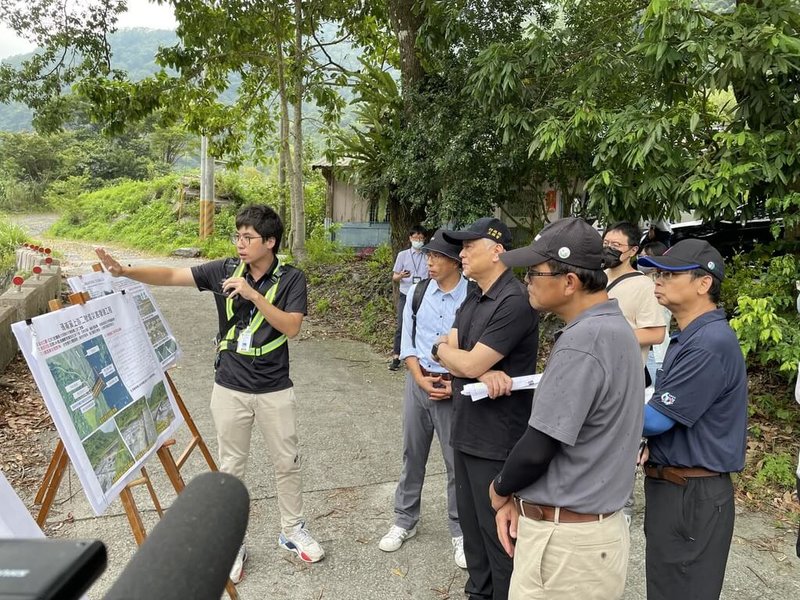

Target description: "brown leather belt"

left=644, top=465, right=722, bottom=486
left=514, top=497, right=614, bottom=523
left=420, top=367, right=452, bottom=381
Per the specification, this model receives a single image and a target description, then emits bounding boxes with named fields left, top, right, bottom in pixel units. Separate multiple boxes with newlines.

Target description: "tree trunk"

left=291, top=0, right=306, bottom=259
left=387, top=0, right=425, bottom=114
left=276, top=39, right=293, bottom=246
left=387, top=0, right=427, bottom=253
left=388, top=192, right=426, bottom=254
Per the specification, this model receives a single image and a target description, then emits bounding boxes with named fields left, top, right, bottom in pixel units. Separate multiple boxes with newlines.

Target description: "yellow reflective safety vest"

left=217, top=260, right=287, bottom=357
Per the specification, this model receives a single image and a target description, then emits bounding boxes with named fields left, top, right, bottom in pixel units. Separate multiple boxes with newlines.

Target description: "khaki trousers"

left=509, top=510, right=629, bottom=600
left=210, top=383, right=303, bottom=532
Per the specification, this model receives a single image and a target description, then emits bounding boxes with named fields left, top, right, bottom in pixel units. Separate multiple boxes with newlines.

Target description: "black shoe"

left=388, top=358, right=401, bottom=371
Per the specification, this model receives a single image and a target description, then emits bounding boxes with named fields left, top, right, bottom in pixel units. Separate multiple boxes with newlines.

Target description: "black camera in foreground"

left=0, top=539, right=107, bottom=600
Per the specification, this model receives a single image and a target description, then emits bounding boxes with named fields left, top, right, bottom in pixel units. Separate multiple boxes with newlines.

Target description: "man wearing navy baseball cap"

left=489, top=217, right=643, bottom=600
left=637, top=238, right=747, bottom=600
left=435, top=216, right=539, bottom=600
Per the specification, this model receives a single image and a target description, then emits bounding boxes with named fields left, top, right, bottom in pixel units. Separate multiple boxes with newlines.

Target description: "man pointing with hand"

left=96, top=204, right=324, bottom=584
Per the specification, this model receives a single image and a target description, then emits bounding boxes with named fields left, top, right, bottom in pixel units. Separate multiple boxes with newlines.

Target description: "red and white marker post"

left=12, top=275, right=24, bottom=292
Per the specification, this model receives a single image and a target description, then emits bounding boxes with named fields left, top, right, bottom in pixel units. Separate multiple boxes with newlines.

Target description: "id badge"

left=237, top=327, right=253, bottom=352
left=412, top=276, right=421, bottom=284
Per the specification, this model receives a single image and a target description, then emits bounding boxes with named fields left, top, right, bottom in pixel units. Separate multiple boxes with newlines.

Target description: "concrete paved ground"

left=11, top=243, right=800, bottom=599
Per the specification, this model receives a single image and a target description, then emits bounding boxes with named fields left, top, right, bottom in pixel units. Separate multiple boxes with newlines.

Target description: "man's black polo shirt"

left=451, top=268, right=540, bottom=460
left=648, top=309, right=748, bottom=473
left=192, top=257, right=308, bottom=394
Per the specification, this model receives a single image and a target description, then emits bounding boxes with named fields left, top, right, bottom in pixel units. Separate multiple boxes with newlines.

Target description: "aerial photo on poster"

left=67, top=271, right=181, bottom=368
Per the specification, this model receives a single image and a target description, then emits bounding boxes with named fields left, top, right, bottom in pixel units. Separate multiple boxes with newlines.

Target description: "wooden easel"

left=32, top=291, right=239, bottom=599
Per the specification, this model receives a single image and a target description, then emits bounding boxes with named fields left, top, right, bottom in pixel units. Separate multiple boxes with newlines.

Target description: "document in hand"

left=461, top=374, right=542, bottom=401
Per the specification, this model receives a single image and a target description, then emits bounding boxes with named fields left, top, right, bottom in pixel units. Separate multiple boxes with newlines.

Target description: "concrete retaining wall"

left=0, top=266, right=62, bottom=371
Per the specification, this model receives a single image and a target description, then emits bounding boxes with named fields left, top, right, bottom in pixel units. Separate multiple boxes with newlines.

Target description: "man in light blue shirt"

left=379, top=229, right=470, bottom=569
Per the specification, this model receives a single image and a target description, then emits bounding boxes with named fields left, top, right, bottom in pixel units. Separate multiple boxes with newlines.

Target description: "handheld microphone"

left=104, top=472, right=249, bottom=600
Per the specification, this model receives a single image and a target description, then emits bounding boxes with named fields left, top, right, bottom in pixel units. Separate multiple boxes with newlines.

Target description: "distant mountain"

left=0, top=26, right=361, bottom=133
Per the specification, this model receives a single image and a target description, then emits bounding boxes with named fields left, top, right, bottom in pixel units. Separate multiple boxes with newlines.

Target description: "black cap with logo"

left=637, top=238, right=725, bottom=281
left=442, top=217, right=513, bottom=249
left=422, top=229, right=462, bottom=263
left=501, top=217, right=604, bottom=270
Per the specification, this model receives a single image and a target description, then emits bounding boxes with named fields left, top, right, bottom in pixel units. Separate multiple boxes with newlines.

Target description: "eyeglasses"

left=524, top=269, right=564, bottom=283
left=602, top=241, right=631, bottom=251
left=230, top=234, right=263, bottom=246
left=653, top=270, right=693, bottom=281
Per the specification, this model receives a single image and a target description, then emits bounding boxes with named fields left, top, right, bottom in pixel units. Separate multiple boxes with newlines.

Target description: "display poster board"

left=67, top=272, right=180, bottom=369
left=11, top=293, right=184, bottom=515
left=0, top=470, right=43, bottom=539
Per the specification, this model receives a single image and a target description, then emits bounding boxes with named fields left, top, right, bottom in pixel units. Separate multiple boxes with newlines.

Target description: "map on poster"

left=67, top=271, right=180, bottom=368
left=11, top=293, right=184, bottom=515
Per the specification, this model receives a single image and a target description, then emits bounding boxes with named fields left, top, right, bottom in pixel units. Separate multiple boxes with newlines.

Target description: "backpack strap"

left=606, top=271, right=645, bottom=293
left=410, top=278, right=432, bottom=347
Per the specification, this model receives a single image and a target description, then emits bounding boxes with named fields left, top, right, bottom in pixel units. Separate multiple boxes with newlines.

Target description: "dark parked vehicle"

left=669, top=218, right=783, bottom=258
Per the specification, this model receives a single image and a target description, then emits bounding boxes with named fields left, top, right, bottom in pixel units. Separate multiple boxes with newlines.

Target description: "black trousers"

left=796, top=475, right=800, bottom=558
left=644, top=473, right=735, bottom=600
left=454, top=449, right=512, bottom=600
left=393, top=293, right=406, bottom=355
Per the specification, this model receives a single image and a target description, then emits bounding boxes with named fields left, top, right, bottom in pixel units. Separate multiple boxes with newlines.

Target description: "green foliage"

left=303, top=234, right=353, bottom=267
left=727, top=251, right=800, bottom=379
left=49, top=175, right=235, bottom=256
left=470, top=0, right=800, bottom=225
left=755, top=453, right=797, bottom=489
left=335, top=1, right=553, bottom=250
left=0, top=215, right=27, bottom=275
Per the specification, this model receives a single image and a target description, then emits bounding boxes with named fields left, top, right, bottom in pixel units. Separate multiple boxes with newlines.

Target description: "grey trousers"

left=393, top=372, right=461, bottom=537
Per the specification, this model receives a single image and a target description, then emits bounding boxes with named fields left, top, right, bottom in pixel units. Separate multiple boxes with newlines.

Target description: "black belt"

left=644, top=465, right=723, bottom=486
left=419, top=367, right=452, bottom=381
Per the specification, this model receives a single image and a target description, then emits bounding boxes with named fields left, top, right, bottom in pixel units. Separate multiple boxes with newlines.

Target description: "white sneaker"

left=229, top=543, right=247, bottom=584
left=279, top=522, right=325, bottom=563
left=378, top=525, right=417, bottom=552
left=452, top=536, right=467, bottom=569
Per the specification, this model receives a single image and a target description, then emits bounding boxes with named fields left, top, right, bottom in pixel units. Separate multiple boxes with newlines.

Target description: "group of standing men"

left=387, top=217, right=748, bottom=600
left=95, top=203, right=749, bottom=599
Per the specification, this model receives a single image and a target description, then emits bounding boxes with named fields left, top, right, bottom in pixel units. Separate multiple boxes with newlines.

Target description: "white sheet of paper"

left=462, top=374, right=542, bottom=401
left=463, top=376, right=655, bottom=405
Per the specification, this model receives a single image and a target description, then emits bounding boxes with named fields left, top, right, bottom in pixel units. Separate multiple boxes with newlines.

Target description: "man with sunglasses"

left=488, top=217, right=643, bottom=599
left=96, top=204, right=324, bottom=583
left=637, top=239, right=748, bottom=600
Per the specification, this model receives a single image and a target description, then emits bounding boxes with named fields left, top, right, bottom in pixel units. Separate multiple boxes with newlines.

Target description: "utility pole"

left=199, top=135, right=215, bottom=239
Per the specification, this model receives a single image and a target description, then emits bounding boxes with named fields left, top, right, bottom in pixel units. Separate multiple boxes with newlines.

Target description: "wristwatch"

left=431, top=342, right=441, bottom=361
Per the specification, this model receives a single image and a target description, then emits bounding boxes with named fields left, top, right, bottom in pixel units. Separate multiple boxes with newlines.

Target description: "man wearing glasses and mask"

left=637, top=239, right=747, bottom=600
left=602, top=221, right=667, bottom=526
left=95, top=204, right=324, bottom=584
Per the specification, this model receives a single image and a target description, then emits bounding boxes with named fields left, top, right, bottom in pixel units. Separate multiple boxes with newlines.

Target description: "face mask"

left=411, top=240, right=424, bottom=250
left=602, top=246, right=623, bottom=269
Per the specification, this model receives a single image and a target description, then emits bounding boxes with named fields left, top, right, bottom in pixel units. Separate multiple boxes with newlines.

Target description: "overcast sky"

left=0, top=0, right=177, bottom=59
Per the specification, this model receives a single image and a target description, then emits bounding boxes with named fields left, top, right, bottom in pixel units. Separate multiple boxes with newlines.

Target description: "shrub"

left=727, top=251, right=800, bottom=379
left=0, top=215, right=27, bottom=276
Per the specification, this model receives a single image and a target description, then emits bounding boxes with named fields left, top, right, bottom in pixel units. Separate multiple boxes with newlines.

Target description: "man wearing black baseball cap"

left=379, top=230, right=470, bottom=569
left=435, top=217, right=539, bottom=600
left=637, top=239, right=747, bottom=600
left=489, top=217, right=643, bottom=599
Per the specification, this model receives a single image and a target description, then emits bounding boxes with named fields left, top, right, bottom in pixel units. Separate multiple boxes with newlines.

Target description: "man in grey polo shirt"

left=488, top=218, right=643, bottom=599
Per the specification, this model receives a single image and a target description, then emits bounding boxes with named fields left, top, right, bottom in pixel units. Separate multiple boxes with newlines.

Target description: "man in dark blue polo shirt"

left=436, top=217, right=540, bottom=600
left=638, top=239, right=748, bottom=600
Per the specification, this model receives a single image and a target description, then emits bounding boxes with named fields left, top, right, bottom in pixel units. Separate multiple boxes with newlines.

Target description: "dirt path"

left=3, top=214, right=799, bottom=599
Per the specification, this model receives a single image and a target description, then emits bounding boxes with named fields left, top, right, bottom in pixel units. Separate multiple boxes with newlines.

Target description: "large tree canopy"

left=471, top=0, right=800, bottom=228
